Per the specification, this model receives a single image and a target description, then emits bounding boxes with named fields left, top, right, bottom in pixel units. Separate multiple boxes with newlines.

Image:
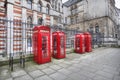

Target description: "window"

left=58, top=17, right=61, bottom=23
left=65, top=17, right=67, bottom=23
left=37, top=1, right=42, bottom=12
left=27, top=38, right=32, bottom=47
left=71, top=5, right=77, bottom=15
left=76, top=16, right=78, bottom=23
left=95, top=26, right=99, bottom=33
left=27, top=16, right=33, bottom=28
left=38, top=17, right=43, bottom=25
left=46, top=4, right=50, bottom=14
left=71, top=17, right=74, bottom=24
left=55, top=1, right=57, bottom=10
left=52, top=0, right=55, bottom=8
left=58, top=3, right=60, bottom=12
left=89, top=27, right=94, bottom=33
left=27, top=0, right=32, bottom=9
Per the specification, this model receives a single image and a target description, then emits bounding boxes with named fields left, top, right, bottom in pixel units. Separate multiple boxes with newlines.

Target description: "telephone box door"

left=53, top=35, right=58, bottom=58
left=75, top=34, right=85, bottom=53
left=52, top=31, right=66, bottom=59
left=41, top=33, right=51, bottom=63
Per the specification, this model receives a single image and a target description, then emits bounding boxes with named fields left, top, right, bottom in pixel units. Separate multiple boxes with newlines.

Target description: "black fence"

left=0, top=18, right=118, bottom=57
left=0, top=18, right=82, bottom=57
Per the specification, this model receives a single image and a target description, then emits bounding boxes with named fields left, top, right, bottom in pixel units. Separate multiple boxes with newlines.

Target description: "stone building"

left=0, top=0, right=63, bottom=56
left=63, top=0, right=119, bottom=46
left=117, top=8, right=120, bottom=46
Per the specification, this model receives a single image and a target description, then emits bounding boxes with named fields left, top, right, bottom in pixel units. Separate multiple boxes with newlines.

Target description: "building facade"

left=63, top=0, right=119, bottom=46
left=0, top=0, right=63, bottom=56
left=117, top=8, right=120, bottom=46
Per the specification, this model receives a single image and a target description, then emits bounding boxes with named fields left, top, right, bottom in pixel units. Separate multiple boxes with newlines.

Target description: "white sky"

left=62, top=0, right=120, bottom=9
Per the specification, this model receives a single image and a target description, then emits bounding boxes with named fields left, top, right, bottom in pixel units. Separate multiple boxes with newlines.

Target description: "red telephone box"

left=32, top=26, right=51, bottom=64
left=84, top=32, right=92, bottom=52
left=75, top=33, right=85, bottom=53
left=52, top=31, right=66, bottom=59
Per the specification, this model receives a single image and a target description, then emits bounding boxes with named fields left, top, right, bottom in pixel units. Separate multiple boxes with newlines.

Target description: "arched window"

left=27, top=16, right=33, bottom=28
left=46, top=4, right=50, bottom=14
left=55, top=1, right=57, bottom=10
left=27, top=37, right=32, bottom=47
left=37, top=0, right=42, bottom=12
left=51, top=0, right=55, bottom=8
left=27, top=0, right=32, bottom=9
left=95, top=25, right=99, bottom=33
left=89, top=26, right=94, bottom=33
left=38, top=17, right=43, bottom=25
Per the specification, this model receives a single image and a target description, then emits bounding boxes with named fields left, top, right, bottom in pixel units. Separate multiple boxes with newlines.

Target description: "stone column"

left=22, top=8, right=27, bottom=53
left=33, top=11, right=38, bottom=25
left=42, top=14, right=46, bottom=25
left=7, top=3, right=14, bottom=57
left=50, top=16, right=54, bottom=26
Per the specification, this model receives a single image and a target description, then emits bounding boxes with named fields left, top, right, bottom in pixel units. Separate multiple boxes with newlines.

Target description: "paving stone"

left=42, top=68, right=56, bottom=75
left=113, top=75, right=120, bottom=80
left=49, top=65, right=62, bottom=70
left=36, top=65, right=48, bottom=70
left=102, top=68, right=119, bottom=75
left=14, top=75, right=33, bottom=80
left=72, top=63, right=84, bottom=68
left=35, top=75, right=53, bottom=80
left=58, top=68, right=72, bottom=75
left=5, top=78, right=13, bottom=80
left=63, top=61, right=72, bottom=65
left=81, top=66, right=98, bottom=73
left=64, top=77, right=74, bottom=80
left=29, top=70, right=44, bottom=78
left=70, top=60, right=79, bottom=64
left=0, top=69, right=11, bottom=80
left=49, top=72, right=67, bottom=80
left=93, top=75, right=112, bottom=80
left=52, top=59, right=64, bottom=64
left=67, top=66, right=80, bottom=72
left=24, top=65, right=38, bottom=72
left=11, top=70, right=27, bottom=78
left=58, top=63, right=69, bottom=68
left=68, top=73, right=87, bottom=80
left=77, top=70, right=96, bottom=78
left=103, top=65, right=117, bottom=71
left=95, top=70, right=114, bottom=79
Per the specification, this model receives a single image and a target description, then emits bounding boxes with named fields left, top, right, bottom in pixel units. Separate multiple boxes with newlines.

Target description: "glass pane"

left=42, top=36, right=48, bottom=58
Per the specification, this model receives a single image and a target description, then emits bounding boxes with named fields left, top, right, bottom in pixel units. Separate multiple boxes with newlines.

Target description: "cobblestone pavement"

left=0, top=47, right=120, bottom=80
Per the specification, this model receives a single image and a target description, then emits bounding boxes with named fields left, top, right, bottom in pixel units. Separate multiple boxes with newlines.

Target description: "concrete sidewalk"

left=0, top=47, right=120, bottom=80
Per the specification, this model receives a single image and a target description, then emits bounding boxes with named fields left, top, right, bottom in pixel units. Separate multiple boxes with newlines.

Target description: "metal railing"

left=0, top=18, right=117, bottom=71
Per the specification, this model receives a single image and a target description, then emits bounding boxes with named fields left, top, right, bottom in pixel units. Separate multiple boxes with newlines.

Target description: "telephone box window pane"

left=76, top=38, right=80, bottom=47
left=42, top=36, right=48, bottom=58
left=53, top=36, right=57, bottom=50
left=61, top=36, right=64, bottom=54
left=53, top=36, right=57, bottom=55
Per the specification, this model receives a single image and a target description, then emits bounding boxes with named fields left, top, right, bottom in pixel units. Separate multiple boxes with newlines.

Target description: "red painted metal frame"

left=32, top=26, right=51, bottom=64
left=75, top=33, right=85, bottom=53
left=84, top=32, right=92, bottom=52
left=52, top=31, right=66, bottom=59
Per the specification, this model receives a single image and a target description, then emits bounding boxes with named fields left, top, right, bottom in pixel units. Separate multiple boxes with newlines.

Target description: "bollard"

left=22, top=54, right=25, bottom=68
left=19, top=52, right=22, bottom=67
left=9, top=53, right=13, bottom=71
